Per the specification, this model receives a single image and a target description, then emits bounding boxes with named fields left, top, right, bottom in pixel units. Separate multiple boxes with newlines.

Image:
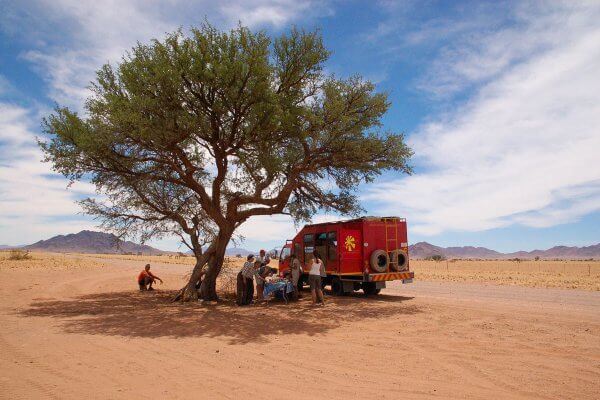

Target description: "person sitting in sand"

left=137, top=264, right=163, bottom=291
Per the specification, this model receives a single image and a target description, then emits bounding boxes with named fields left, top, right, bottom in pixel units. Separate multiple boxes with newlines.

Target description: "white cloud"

left=0, top=1, right=331, bottom=247
left=0, top=102, right=97, bottom=245
left=5, top=0, right=330, bottom=109
left=236, top=213, right=340, bottom=244
left=364, top=1, right=600, bottom=235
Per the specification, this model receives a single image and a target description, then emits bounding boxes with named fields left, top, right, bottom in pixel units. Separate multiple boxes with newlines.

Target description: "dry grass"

left=76, top=252, right=200, bottom=266
left=7, top=249, right=32, bottom=260
left=3, top=251, right=598, bottom=291
left=410, top=259, right=600, bottom=291
left=0, top=251, right=103, bottom=271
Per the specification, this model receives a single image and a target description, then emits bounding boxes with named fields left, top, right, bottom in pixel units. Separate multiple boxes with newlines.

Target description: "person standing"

left=237, top=255, right=255, bottom=305
left=289, top=254, right=303, bottom=300
left=256, top=249, right=271, bottom=267
left=254, top=260, right=267, bottom=301
left=308, top=250, right=325, bottom=305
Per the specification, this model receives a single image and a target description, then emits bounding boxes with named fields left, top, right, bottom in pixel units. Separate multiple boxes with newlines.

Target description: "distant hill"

left=409, top=241, right=600, bottom=260
left=23, top=230, right=166, bottom=255
left=185, top=247, right=254, bottom=256
left=226, top=247, right=253, bottom=257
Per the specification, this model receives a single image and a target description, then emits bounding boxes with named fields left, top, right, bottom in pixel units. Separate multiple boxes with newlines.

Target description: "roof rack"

left=303, top=216, right=405, bottom=228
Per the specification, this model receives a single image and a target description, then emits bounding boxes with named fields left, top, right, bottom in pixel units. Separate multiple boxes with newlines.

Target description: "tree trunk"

left=198, top=235, right=229, bottom=301
left=174, top=252, right=210, bottom=302
left=174, top=227, right=233, bottom=302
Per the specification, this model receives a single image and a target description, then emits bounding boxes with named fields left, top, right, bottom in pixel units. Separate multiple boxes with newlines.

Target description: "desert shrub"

left=217, top=258, right=238, bottom=297
left=425, top=254, right=446, bottom=262
left=8, top=249, right=32, bottom=260
left=534, top=256, right=540, bottom=261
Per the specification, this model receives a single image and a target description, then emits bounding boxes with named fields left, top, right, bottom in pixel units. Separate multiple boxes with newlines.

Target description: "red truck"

left=278, top=216, right=414, bottom=295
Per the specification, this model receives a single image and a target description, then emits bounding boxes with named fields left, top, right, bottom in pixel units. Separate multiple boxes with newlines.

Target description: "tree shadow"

left=20, top=290, right=419, bottom=344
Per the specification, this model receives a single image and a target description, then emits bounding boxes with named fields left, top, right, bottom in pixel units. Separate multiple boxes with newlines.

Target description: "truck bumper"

left=368, top=271, right=414, bottom=283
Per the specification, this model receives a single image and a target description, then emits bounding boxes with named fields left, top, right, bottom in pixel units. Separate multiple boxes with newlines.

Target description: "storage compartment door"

left=340, top=229, right=362, bottom=274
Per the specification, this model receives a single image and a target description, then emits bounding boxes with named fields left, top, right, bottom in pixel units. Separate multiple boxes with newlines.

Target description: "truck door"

left=326, top=231, right=339, bottom=272
left=340, top=229, right=362, bottom=274
left=278, top=243, right=291, bottom=274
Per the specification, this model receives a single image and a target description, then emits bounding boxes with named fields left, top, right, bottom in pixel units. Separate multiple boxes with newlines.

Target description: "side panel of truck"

left=339, top=228, right=363, bottom=274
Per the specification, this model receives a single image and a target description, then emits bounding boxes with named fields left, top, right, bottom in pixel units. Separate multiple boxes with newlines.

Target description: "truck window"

left=304, top=234, right=314, bottom=264
left=294, top=242, right=302, bottom=262
left=280, top=246, right=291, bottom=260
left=327, top=231, right=337, bottom=260
left=315, top=232, right=327, bottom=266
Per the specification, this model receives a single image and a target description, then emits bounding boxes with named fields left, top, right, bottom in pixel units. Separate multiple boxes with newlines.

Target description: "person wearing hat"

left=237, top=254, right=256, bottom=305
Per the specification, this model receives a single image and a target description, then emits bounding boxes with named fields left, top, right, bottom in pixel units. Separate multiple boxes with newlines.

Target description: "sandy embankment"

left=0, top=253, right=598, bottom=399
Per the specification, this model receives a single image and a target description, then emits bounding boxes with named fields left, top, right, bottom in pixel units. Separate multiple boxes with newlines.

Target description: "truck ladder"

left=383, top=217, right=399, bottom=270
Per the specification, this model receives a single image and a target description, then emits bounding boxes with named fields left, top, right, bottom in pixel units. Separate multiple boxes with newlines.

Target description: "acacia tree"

left=40, top=24, right=412, bottom=301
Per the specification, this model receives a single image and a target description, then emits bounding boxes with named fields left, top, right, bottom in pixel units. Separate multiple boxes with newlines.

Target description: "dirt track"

left=0, top=256, right=598, bottom=399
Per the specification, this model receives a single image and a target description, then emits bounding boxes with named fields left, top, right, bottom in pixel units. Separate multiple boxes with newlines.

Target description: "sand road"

left=0, top=256, right=598, bottom=399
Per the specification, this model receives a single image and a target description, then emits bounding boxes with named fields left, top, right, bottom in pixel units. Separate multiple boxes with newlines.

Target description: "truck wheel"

left=331, top=276, right=345, bottom=296
left=369, top=249, right=389, bottom=272
left=389, top=249, right=408, bottom=271
left=362, top=282, right=379, bottom=296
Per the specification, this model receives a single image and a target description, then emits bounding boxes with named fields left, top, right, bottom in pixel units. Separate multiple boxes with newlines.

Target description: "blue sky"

left=0, top=0, right=599, bottom=252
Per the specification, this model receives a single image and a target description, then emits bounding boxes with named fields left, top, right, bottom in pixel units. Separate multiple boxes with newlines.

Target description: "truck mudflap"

left=368, top=271, right=414, bottom=283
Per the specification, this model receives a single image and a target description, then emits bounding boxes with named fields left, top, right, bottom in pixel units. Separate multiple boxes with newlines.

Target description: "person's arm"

left=148, top=271, right=163, bottom=283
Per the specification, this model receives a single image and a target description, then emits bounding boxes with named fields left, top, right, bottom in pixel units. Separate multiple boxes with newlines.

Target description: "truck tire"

left=389, top=249, right=408, bottom=271
left=362, top=282, right=380, bottom=296
left=370, top=249, right=389, bottom=272
left=331, top=276, right=345, bottom=296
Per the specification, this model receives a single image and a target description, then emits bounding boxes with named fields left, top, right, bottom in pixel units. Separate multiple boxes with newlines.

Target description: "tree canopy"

left=40, top=23, right=412, bottom=300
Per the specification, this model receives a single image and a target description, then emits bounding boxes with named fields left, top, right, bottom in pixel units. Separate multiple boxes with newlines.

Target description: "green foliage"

left=39, top=23, right=412, bottom=254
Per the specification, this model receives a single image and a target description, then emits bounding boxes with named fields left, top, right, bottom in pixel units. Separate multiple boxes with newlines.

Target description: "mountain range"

left=21, top=230, right=166, bottom=255
left=408, top=241, right=600, bottom=260
left=2, top=230, right=598, bottom=259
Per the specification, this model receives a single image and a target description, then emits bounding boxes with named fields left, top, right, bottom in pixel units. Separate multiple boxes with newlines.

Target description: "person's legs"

left=236, top=272, right=245, bottom=305
left=256, top=284, right=264, bottom=301
left=309, top=275, right=318, bottom=304
left=138, top=281, right=146, bottom=291
left=244, top=277, right=253, bottom=304
left=317, top=287, right=325, bottom=304
left=145, top=276, right=155, bottom=290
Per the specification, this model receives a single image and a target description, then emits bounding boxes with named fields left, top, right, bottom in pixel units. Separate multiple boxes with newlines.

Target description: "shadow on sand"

left=20, top=290, right=419, bottom=344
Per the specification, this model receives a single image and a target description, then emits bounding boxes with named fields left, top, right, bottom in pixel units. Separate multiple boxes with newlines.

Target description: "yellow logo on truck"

left=345, top=235, right=356, bottom=251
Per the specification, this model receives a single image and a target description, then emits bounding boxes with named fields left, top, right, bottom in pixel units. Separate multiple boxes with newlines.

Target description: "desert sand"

left=1, top=253, right=599, bottom=399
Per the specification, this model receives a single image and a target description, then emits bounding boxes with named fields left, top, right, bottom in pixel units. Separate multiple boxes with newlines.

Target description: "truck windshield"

left=280, top=246, right=291, bottom=260
left=327, top=231, right=337, bottom=260
left=315, top=232, right=327, bottom=266
left=304, top=234, right=314, bottom=264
